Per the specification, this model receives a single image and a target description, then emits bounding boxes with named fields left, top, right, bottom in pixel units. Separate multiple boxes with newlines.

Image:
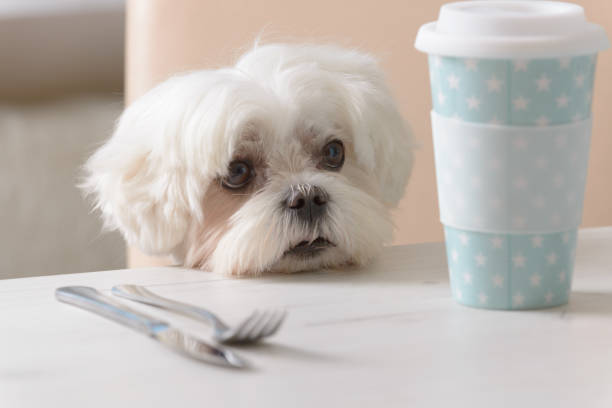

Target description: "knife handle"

left=56, top=286, right=168, bottom=336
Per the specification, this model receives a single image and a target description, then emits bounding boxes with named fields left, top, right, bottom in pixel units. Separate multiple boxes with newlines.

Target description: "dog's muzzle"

left=284, top=184, right=328, bottom=224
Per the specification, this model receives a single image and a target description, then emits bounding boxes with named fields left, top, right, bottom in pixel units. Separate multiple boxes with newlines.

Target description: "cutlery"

left=55, top=286, right=247, bottom=368
left=112, top=284, right=286, bottom=344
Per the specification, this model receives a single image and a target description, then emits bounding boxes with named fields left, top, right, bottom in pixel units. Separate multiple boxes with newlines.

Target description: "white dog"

left=84, top=43, right=414, bottom=276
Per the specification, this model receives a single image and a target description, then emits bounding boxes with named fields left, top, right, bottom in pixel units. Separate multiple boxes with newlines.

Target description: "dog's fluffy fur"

left=84, top=43, right=414, bottom=276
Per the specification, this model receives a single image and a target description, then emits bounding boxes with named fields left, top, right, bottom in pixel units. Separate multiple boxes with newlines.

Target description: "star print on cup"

left=432, top=113, right=591, bottom=233
left=428, top=55, right=596, bottom=125
left=445, top=226, right=575, bottom=310
left=416, top=1, right=607, bottom=311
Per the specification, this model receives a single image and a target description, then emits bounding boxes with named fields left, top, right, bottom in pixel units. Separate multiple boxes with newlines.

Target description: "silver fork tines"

left=226, top=310, right=286, bottom=343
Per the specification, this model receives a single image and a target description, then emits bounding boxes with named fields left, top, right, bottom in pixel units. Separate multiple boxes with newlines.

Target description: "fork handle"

left=111, top=284, right=228, bottom=330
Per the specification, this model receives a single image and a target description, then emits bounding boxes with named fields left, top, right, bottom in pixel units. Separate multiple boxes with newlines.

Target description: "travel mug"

left=415, top=1, right=608, bottom=309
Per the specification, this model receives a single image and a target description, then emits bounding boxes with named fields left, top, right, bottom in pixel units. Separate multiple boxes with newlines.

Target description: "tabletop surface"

left=2, top=227, right=612, bottom=407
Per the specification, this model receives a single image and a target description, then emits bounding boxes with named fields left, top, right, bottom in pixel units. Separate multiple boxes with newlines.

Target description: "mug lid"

left=415, top=1, right=609, bottom=58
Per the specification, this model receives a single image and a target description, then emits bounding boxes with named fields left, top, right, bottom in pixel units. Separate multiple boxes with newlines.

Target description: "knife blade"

left=55, top=286, right=247, bottom=368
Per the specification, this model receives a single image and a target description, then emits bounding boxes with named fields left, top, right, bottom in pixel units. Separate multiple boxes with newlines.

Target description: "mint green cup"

left=416, top=1, right=608, bottom=309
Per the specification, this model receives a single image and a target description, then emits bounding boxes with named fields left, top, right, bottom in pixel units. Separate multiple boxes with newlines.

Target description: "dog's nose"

left=285, top=185, right=328, bottom=223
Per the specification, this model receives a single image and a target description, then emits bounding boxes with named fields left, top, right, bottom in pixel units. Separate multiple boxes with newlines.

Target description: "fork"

left=111, top=284, right=286, bottom=344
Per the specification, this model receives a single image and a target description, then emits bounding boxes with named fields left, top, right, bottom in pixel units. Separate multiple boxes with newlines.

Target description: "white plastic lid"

left=415, top=1, right=609, bottom=58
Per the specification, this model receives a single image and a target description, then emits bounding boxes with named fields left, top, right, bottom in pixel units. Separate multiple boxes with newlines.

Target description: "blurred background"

left=1, top=0, right=126, bottom=278
left=2, top=0, right=611, bottom=278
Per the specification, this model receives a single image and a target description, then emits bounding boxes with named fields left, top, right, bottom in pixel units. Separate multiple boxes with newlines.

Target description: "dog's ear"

left=82, top=71, right=229, bottom=255
left=335, top=50, right=415, bottom=207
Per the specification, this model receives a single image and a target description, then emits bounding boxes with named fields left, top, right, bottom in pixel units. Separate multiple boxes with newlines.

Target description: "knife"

left=55, top=286, right=247, bottom=368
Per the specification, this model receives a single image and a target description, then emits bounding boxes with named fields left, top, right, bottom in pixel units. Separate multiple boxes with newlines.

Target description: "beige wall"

left=0, top=8, right=124, bottom=102
left=126, top=0, right=612, bottom=267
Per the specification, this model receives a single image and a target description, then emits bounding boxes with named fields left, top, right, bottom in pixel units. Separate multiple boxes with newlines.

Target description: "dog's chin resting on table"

left=84, top=43, right=414, bottom=276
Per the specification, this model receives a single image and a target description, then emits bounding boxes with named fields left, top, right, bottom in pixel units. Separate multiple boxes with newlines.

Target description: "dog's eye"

left=222, top=160, right=254, bottom=189
left=321, top=140, right=344, bottom=170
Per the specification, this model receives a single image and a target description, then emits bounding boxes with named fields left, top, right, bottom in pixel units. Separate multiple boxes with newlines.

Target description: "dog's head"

left=84, top=43, right=414, bottom=275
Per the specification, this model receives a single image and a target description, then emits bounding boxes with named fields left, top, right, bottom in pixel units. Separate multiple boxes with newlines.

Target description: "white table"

left=2, top=227, right=612, bottom=407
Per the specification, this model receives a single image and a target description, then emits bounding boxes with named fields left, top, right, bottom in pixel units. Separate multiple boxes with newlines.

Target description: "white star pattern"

left=555, top=134, right=568, bottom=148
left=532, top=195, right=546, bottom=209
left=463, top=272, right=473, bottom=284
left=535, top=116, right=550, bottom=126
left=447, top=73, right=460, bottom=89
left=464, top=59, right=478, bottom=71
left=489, top=116, right=502, bottom=125
left=431, top=54, right=591, bottom=132
left=447, top=228, right=572, bottom=308
left=535, top=74, right=551, bottom=91
left=514, top=60, right=528, bottom=72
left=530, top=274, right=542, bottom=287
left=513, top=253, right=526, bottom=268
left=574, top=74, right=585, bottom=87
left=562, top=232, right=570, bottom=244
left=433, top=55, right=588, bottom=309
left=550, top=213, right=561, bottom=226
left=452, top=154, right=465, bottom=169
left=559, top=57, right=571, bottom=69
left=570, top=152, right=579, bottom=165
left=437, top=91, right=446, bottom=105
left=437, top=111, right=584, bottom=257
left=545, top=292, right=554, bottom=303
left=486, top=75, right=503, bottom=92
left=556, top=94, right=570, bottom=108
left=531, top=235, right=543, bottom=248
left=475, top=253, right=487, bottom=267
left=513, top=293, right=525, bottom=307
left=512, top=136, right=528, bottom=150
left=513, top=176, right=528, bottom=190
left=513, top=96, right=529, bottom=110
left=489, top=197, right=502, bottom=210
left=489, top=158, right=502, bottom=170
left=535, top=156, right=549, bottom=169
left=491, top=237, right=503, bottom=249
left=513, top=216, right=526, bottom=228
left=466, top=96, right=481, bottom=110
